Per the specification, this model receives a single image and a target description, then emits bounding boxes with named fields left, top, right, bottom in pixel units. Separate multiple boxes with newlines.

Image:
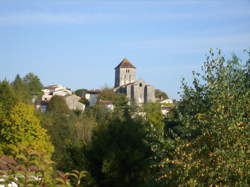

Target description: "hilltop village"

left=36, top=58, right=174, bottom=115
left=0, top=51, right=248, bottom=186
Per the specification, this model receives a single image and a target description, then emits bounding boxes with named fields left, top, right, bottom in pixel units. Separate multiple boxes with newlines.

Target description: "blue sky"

left=0, top=0, right=250, bottom=99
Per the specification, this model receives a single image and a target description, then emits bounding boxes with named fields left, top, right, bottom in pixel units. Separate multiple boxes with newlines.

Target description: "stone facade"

left=114, top=58, right=155, bottom=104
left=64, top=95, right=85, bottom=111
left=114, top=58, right=136, bottom=87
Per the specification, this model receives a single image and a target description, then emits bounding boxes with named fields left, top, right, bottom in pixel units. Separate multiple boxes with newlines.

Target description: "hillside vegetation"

left=0, top=49, right=249, bottom=186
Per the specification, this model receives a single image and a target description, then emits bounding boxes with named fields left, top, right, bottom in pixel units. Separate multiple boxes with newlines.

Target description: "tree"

left=23, top=72, right=43, bottom=97
left=0, top=102, right=53, bottom=158
left=40, top=112, right=77, bottom=171
left=74, top=89, right=88, bottom=97
left=47, top=95, right=70, bottom=114
left=155, top=89, right=168, bottom=100
left=84, top=118, right=154, bottom=187
left=112, top=93, right=130, bottom=120
left=99, top=87, right=116, bottom=101
left=159, top=49, right=250, bottom=186
left=142, top=103, right=164, bottom=128
left=0, top=80, right=18, bottom=111
left=12, top=74, right=30, bottom=103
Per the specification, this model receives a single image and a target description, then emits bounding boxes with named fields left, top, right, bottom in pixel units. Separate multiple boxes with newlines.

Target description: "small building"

left=42, top=85, right=72, bottom=101
left=161, top=106, right=172, bottom=116
left=34, top=99, right=48, bottom=113
left=160, top=99, right=174, bottom=104
left=99, top=100, right=114, bottom=111
left=65, top=95, right=85, bottom=111
left=85, top=89, right=101, bottom=106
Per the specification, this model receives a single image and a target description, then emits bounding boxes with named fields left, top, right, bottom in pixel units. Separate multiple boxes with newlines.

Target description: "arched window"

left=139, top=83, right=142, bottom=87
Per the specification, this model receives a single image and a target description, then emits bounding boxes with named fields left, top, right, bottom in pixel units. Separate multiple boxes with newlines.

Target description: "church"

left=114, top=58, right=155, bottom=104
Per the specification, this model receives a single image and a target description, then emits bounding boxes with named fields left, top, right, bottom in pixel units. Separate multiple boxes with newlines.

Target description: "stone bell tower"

left=114, top=58, right=136, bottom=88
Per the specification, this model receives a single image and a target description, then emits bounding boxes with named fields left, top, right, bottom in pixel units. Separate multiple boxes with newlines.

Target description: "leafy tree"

left=112, top=93, right=130, bottom=120
left=41, top=101, right=97, bottom=171
left=40, top=111, right=76, bottom=171
left=12, top=74, right=30, bottom=103
left=0, top=80, right=18, bottom=111
left=99, top=88, right=116, bottom=101
left=86, top=104, right=112, bottom=125
left=155, top=89, right=168, bottom=100
left=47, top=95, right=70, bottom=114
left=23, top=72, right=43, bottom=97
left=74, top=89, right=88, bottom=97
left=85, top=118, right=154, bottom=187
left=159, top=49, right=250, bottom=186
left=0, top=102, right=54, bottom=158
left=142, top=103, right=164, bottom=128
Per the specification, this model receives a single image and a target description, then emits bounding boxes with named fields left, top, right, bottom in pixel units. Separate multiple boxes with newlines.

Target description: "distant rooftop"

left=115, top=58, right=136, bottom=69
left=43, top=85, right=60, bottom=89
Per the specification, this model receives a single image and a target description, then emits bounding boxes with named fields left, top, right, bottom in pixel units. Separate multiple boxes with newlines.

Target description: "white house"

left=156, top=99, right=174, bottom=116
left=160, top=99, right=174, bottom=104
left=99, top=100, right=114, bottom=111
left=85, top=90, right=101, bottom=106
left=64, top=95, right=85, bottom=111
left=42, top=85, right=72, bottom=101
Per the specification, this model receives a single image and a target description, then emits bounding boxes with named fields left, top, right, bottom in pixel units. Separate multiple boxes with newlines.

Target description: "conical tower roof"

left=115, top=58, right=136, bottom=69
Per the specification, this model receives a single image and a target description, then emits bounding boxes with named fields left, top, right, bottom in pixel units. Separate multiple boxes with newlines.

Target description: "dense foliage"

left=160, top=50, right=250, bottom=186
left=155, top=89, right=169, bottom=100
left=0, top=50, right=249, bottom=186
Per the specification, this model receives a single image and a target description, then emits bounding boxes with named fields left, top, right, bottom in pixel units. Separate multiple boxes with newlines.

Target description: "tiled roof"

left=86, top=89, right=101, bottom=94
left=99, top=100, right=113, bottom=104
left=115, top=58, right=136, bottom=69
left=43, top=85, right=59, bottom=89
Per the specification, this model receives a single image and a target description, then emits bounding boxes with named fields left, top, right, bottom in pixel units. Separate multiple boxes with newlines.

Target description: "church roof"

left=115, top=58, right=136, bottom=69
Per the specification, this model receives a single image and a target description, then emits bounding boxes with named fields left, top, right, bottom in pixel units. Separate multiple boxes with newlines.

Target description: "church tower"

left=114, top=58, right=136, bottom=87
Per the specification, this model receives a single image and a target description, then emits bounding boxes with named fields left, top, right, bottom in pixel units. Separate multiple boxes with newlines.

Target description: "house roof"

left=115, top=58, right=136, bottom=69
left=99, top=100, right=113, bottom=105
left=86, top=89, right=101, bottom=94
left=43, top=85, right=59, bottom=89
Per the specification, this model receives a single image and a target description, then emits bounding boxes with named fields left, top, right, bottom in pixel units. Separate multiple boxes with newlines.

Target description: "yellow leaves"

left=0, top=102, right=54, bottom=158
left=195, top=113, right=208, bottom=121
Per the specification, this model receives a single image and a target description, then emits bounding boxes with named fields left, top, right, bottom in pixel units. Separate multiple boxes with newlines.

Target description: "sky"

left=0, top=0, right=250, bottom=99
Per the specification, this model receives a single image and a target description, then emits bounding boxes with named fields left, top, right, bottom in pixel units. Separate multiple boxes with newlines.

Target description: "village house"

left=37, top=85, right=85, bottom=112
left=85, top=89, right=101, bottom=106
left=42, top=84, right=72, bottom=101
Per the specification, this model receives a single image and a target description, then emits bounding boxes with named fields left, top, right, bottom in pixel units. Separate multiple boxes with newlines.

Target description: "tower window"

left=139, top=83, right=142, bottom=87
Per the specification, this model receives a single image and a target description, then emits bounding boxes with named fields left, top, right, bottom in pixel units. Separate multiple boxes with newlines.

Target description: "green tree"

left=85, top=118, right=154, bottom=187
left=0, top=80, right=19, bottom=113
left=155, top=89, right=168, bottom=100
left=47, top=95, right=70, bottom=114
left=12, top=74, right=30, bottom=103
left=159, top=49, right=250, bottom=186
left=0, top=102, right=54, bottom=158
left=40, top=110, right=76, bottom=171
left=99, top=87, right=116, bottom=101
left=23, top=72, right=43, bottom=97
left=142, top=103, right=164, bottom=128
left=74, top=89, right=88, bottom=97
left=112, top=93, right=130, bottom=120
